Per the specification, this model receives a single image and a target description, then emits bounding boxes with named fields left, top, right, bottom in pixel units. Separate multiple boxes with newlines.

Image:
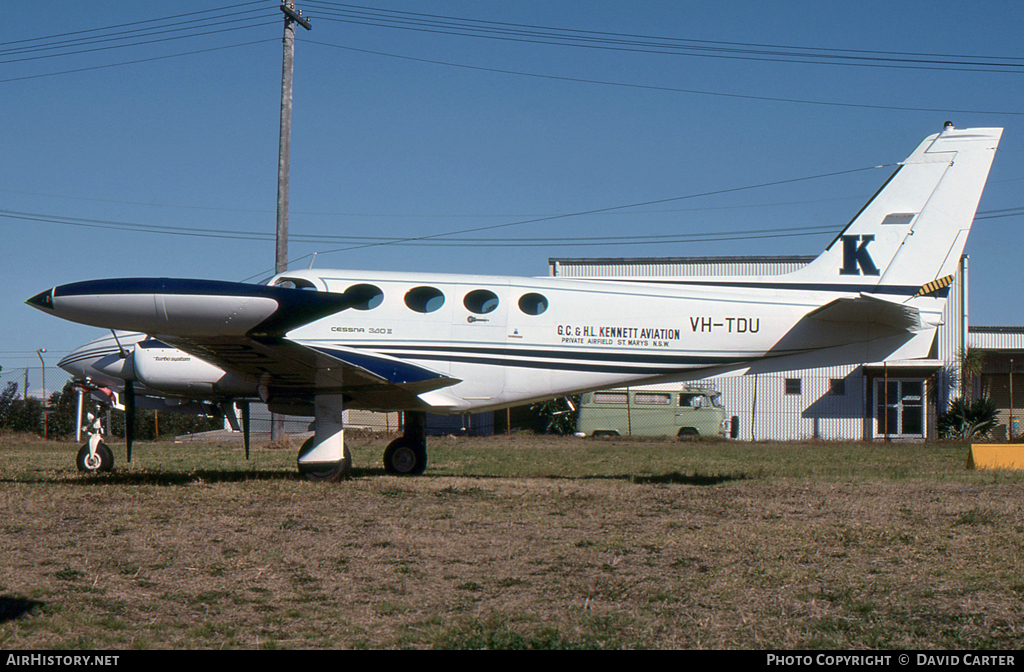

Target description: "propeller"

left=241, top=401, right=251, bottom=460
left=110, top=332, right=137, bottom=464
left=124, top=379, right=135, bottom=463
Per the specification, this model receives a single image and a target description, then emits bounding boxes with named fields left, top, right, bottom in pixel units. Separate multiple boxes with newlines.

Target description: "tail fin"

left=792, top=125, right=1002, bottom=292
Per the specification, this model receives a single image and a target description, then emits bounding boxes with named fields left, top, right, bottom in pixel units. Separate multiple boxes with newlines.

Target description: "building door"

left=875, top=379, right=925, bottom=438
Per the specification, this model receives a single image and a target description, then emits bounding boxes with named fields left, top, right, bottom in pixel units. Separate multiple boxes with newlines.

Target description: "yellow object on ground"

left=967, top=445, right=1024, bottom=470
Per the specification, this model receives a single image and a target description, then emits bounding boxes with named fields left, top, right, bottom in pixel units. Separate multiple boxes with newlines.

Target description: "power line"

left=308, top=41, right=1024, bottom=117
left=0, top=207, right=839, bottom=246
left=303, top=1, right=1024, bottom=74
left=240, top=163, right=896, bottom=280
left=19, top=171, right=1022, bottom=254
left=0, top=19, right=279, bottom=66
left=0, top=39, right=278, bottom=84
left=0, top=2, right=279, bottom=83
left=0, top=186, right=867, bottom=217
left=0, top=1, right=269, bottom=49
left=0, top=7, right=276, bottom=58
left=0, top=164, right=914, bottom=258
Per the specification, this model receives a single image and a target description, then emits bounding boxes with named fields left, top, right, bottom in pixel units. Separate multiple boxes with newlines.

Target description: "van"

left=576, top=386, right=736, bottom=438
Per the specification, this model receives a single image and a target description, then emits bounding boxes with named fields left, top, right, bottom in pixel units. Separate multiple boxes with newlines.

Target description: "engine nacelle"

left=132, top=342, right=256, bottom=397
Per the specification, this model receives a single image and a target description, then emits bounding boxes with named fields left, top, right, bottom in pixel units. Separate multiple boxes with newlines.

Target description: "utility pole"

left=276, top=1, right=311, bottom=274
left=36, top=349, right=46, bottom=440
left=272, top=2, right=311, bottom=441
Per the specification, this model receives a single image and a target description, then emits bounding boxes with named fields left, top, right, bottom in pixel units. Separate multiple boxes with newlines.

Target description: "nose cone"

left=25, top=288, right=55, bottom=312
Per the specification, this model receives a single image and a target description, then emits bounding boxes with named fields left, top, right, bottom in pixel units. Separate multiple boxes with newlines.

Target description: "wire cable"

left=240, top=163, right=896, bottom=280
left=0, top=1, right=269, bottom=49
left=304, top=2, right=1024, bottom=74
left=308, top=41, right=1024, bottom=117
left=0, top=38, right=278, bottom=84
left=0, top=7, right=276, bottom=58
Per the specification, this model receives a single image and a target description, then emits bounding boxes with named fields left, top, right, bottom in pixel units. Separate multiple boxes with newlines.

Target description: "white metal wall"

left=969, top=327, right=1024, bottom=351
left=708, top=366, right=866, bottom=441
left=936, top=257, right=969, bottom=406
left=549, top=256, right=816, bottom=279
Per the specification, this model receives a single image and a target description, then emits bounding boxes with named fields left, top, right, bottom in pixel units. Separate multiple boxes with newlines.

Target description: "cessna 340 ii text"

left=28, top=125, right=1002, bottom=480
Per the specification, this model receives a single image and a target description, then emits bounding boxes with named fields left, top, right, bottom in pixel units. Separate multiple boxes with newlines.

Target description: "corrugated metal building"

left=550, top=255, right=979, bottom=441
left=969, top=326, right=1024, bottom=440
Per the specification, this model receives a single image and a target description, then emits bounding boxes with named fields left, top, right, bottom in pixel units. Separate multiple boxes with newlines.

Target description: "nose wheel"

left=76, top=441, right=114, bottom=472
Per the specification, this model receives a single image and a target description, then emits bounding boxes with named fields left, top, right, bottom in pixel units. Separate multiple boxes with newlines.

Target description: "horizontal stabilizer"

left=806, top=293, right=922, bottom=332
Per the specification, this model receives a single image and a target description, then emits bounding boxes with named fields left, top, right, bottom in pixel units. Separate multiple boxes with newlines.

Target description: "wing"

left=163, top=334, right=459, bottom=411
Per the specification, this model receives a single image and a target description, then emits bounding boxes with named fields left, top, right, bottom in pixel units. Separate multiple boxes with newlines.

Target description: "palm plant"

left=958, top=347, right=986, bottom=400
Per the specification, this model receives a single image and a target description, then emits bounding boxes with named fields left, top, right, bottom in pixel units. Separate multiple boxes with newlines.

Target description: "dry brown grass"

left=1, top=433, right=1023, bottom=649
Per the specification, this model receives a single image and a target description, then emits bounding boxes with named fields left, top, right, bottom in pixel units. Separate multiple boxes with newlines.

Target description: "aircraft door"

left=451, top=284, right=508, bottom=401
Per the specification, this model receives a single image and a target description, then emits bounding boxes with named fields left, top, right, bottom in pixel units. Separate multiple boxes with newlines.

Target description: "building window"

left=830, top=379, right=846, bottom=396
left=785, top=378, right=802, bottom=395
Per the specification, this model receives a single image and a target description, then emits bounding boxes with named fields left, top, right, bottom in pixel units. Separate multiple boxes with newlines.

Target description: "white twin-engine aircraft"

left=27, top=125, right=1002, bottom=479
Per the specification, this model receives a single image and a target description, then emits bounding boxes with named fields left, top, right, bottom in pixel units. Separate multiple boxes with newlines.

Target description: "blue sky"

left=3, top=1, right=1023, bottom=374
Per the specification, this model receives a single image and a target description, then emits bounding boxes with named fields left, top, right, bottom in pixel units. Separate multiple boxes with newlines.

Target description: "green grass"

left=1, top=432, right=1023, bottom=649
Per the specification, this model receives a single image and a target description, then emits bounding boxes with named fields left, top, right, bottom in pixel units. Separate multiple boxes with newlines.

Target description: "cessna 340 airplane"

left=27, top=124, right=1002, bottom=480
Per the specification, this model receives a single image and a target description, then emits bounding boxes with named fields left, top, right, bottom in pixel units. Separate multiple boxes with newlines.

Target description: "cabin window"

left=464, top=289, right=499, bottom=314
left=830, top=379, right=846, bottom=396
left=345, top=283, right=384, bottom=310
left=593, top=391, right=628, bottom=404
left=518, top=293, right=549, bottom=315
left=634, top=393, right=671, bottom=405
left=405, top=286, right=445, bottom=313
left=785, top=378, right=802, bottom=395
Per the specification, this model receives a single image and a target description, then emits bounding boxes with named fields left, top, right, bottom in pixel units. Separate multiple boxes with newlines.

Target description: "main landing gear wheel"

left=76, top=442, right=114, bottom=473
left=383, top=438, right=427, bottom=475
left=297, top=437, right=352, bottom=482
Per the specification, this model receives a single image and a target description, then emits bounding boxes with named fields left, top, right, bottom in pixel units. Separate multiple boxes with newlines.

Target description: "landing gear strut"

left=77, top=412, right=114, bottom=473
left=297, top=394, right=352, bottom=482
left=383, top=411, right=427, bottom=475
left=297, top=436, right=351, bottom=481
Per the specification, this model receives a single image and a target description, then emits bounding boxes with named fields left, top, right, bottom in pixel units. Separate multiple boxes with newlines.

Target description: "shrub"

left=938, top=397, right=998, bottom=439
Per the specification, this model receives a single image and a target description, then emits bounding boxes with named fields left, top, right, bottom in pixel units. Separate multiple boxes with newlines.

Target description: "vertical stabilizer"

left=790, top=125, right=1002, bottom=293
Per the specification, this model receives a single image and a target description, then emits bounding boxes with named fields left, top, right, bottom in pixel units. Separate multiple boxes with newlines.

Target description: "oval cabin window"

left=344, top=284, right=384, bottom=311
left=405, top=286, right=445, bottom=313
left=464, top=289, right=499, bottom=314
left=518, top=293, right=548, bottom=315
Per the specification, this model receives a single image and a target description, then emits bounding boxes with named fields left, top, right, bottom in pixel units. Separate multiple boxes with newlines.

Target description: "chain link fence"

left=0, top=365, right=77, bottom=437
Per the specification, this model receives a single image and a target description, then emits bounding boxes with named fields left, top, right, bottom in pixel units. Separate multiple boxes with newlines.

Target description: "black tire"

left=677, top=428, right=700, bottom=438
left=76, top=442, right=114, bottom=473
left=591, top=430, right=620, bottom=438
left=383, top=437, right=427, bottom=475
left=296, top=437, right=351, bottom=482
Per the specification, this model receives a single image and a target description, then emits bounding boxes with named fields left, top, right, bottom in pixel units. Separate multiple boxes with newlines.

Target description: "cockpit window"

left=345, top=283, right=384, bottom=310
left=274, top=277, right=317, bottom=290
left=405, top=286, right=445, bottom=313
left=464, top=289, right=499, bottom=314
